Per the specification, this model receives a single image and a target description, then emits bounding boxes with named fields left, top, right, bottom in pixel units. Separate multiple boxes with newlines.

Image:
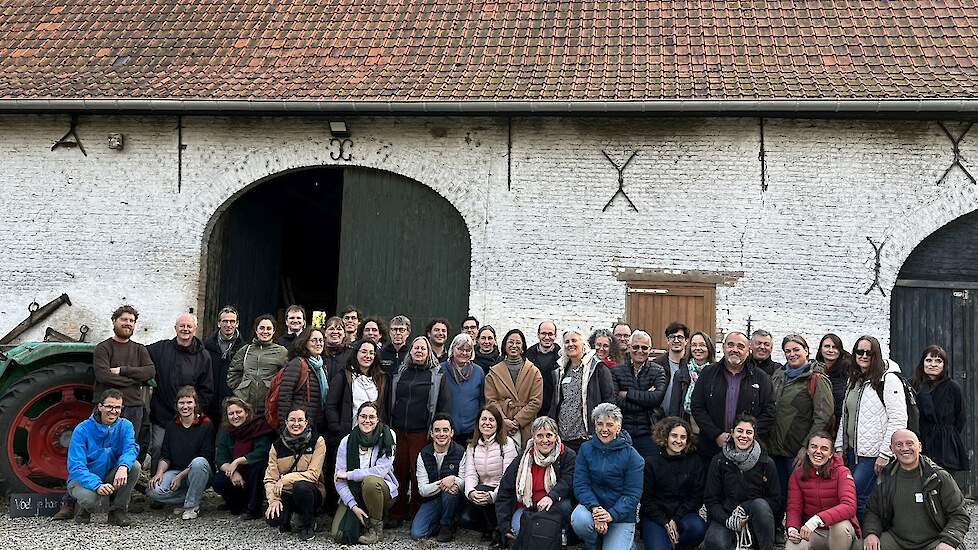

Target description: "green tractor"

left=0, top=341, right=97, bottom=494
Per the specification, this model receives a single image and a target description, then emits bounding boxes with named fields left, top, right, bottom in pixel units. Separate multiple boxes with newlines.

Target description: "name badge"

left=915, top=493, right=924, bottom=503
left=561, top=378, right=572, bottom=385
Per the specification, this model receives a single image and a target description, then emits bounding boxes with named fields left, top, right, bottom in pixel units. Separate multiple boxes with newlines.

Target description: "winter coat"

left=704, top=448, right=781, bottom=524
left=833, top=360, right=907, bottom=459
left=228, top=340, right=289, bottom=415
left=753, top=356, right=783, bottom=377
left=204, top=329, right=245, bottom=421
left=549, top=350, right=614, bottom=434
left=388, top=361, right=451, bottom=433
left=916, top=377, right=969, bottom=471
left=495, top=445, right=577, bottom=534
left=215, top=428, right=274, bottom=468
left=322, top=344, right=352, bottom=380
left=275, top=357, right=324, bottom=431
left=378, top=342, right=409, bottom=375
left=863, top=455, right=969, bottom=549
left=574, top=431, right=644, bottom=523
left=610, top=359, right=668, bottom=438
left=264, top=433, right=327, bottom=501
left=485, top=360, right=543, bottom=446
left=464, top=437, right=519, bottom=501
left=766, top=363, right=835, bottom=457
left=67, top=413, right=138, bottom=491
left=786, top=454, right=860, bottom=537
left=640, top=445, right=704, bottom=526
left=820, top=359, right=850, bottom=437
left=333, top=431, right=399, bottom=508
left=651, top=353, right=685, bottom=417
left=689, top=360, right=776, bottom=459
left=525, top=344, right=561, bottom=417
left=324, top=368, right=387, bottom=438
left=148, top=337, right=214, bottom=426
left=442, top=360, right=487, bottom=436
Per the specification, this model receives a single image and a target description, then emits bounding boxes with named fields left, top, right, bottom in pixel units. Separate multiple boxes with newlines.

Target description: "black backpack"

left=874, top=371, right=920, bottom=435
left=515, top=508, right=563, bottom=550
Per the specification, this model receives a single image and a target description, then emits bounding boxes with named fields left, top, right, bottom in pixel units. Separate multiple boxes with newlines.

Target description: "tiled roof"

left=1, top=1, right=977, bottom=102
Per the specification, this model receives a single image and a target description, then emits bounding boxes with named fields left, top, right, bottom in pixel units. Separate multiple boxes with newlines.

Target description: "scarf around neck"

left=280, top=425, right=313, bottom=452
left=451, top=360, right=474, bottom=384
left=229, top=416, right=275, bottom=458
left=683, top=359, right=706, bottom=414
left=722, top=438, right=762, bottom=472
left=784, top=361, right=811, bottom=382
left=307, top=355, right=328, bottom=406
left=515, top=439, right=563, bottom=508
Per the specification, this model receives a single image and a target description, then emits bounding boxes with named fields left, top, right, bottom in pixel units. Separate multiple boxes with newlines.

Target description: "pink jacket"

left=786, top=454, right=861, bottom=537
left=464, top=436, right=519, bottom=501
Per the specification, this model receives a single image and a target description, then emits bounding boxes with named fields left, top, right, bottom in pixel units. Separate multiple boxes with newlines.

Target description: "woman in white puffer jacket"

left=833, top=335, right=907, bottom=524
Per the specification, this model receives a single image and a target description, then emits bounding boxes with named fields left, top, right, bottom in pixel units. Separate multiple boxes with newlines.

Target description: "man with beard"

left=380, top=315, right=411, bottom=374
left=203, top=305, right=245, bottom=427
left=690, top=331, right=776, bottom=461
left=277, top=304, right=306, bottom=351
left=55, top=305, right=155, bottom=520
left=525, top=320, right=561, bottom=416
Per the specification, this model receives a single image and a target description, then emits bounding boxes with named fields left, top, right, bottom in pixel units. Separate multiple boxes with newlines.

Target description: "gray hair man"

left=609, top=330, right=668, bottom=458
left=380, top=315, right=411, bottom=374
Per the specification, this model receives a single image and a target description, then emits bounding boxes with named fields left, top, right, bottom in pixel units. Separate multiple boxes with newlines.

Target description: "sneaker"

left=74, top=508, right=91, bottom=524
left=436, top=525, right=456, bottom=543
left=171, top=506, right=185, bottom=515
left=52, top=502, right=75, bottom=521
left=107, top=510, right=132, bottom=527
left=181, top=506, right=199, bottom=520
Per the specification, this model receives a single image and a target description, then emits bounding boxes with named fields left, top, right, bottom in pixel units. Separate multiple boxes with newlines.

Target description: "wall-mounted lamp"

left=107, top=133, right=125, bottom=150
left=329, top=121, right=350, bottom=138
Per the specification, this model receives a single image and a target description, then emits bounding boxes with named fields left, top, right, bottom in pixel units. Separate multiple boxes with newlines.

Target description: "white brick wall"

left=1, top=114, right=975, bottom=359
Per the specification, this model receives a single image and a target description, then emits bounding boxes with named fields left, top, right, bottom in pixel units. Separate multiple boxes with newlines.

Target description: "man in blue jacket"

left=67, top=389, right=141, bottom=526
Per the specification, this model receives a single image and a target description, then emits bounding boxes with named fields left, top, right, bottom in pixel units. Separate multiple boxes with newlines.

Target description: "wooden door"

left=624, top=282, right=716, bottom=351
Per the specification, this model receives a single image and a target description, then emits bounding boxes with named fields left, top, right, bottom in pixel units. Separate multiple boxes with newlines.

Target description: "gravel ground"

left=2, top=493, right=977, bottom=550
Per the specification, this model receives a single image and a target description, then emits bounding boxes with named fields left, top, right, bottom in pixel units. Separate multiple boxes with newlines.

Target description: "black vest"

left=419, top=441, right=464, bottom=500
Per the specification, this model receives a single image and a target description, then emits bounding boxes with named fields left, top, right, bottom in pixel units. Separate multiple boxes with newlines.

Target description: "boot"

left=107, top=509, right=132, bottom=527
left=52, top=501, right=75, bottom=521
left=74, top=507, right=91, bottom=524
left=372, top=518, right=385, bottom=542
left=357, top=519, right=381, bottom=544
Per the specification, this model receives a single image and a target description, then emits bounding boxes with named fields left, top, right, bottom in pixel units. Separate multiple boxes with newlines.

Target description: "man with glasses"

left=749, top=329, right=782, bottom=377
left=690, top=331, right=776, bottom=461
left=203, top=305, right=245, bottom=430
left=66, top=389, right=141, bottom=525
left=461, top=316, right=480, bottom=339
left=526, top=320, right=561, bottom=417
left=277, top=304, right=307, bottom=351
left=612, top=322, right=633, bottom=365
left=653, top=322, right=690, bottom=418
left=610, top=330, right=668, bottom=458
left=380, top=315, right=411, bottom=375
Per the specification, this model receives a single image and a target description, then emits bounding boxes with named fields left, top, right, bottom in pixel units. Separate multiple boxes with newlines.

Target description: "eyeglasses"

left=667, top=335, right=687, bottom=341
left=309, top=338, right=325, bottom=344
left=631, top=345, right=650, bottom=351
left=390, top=327, right=408, bottom=333
left=854, top=349, right=873, bottom=357
left=218, top=319, right=238, bottom=324
left=358, top=414, right=378, bottom=420
left=100, top=404, right=123, bottom=412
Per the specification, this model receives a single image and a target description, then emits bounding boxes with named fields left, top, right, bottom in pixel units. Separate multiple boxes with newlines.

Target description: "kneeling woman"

left=332, top=401, right=397, bottom=545
left=462, top=406, right=519, bottom=545
left=571, top=403, right=645, bottom=550
left=213, top=397, right=276, bottom=519
left=640, top=417, right=707, bottom=550
left=264, top=408, right=327, bottom=541
left=786, top=432, right=860, bottom=550
left=703, top=414, right=781, bottom=550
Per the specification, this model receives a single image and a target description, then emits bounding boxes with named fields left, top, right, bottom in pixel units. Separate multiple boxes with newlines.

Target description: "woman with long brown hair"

left=814, top=334, right=852, bottom=436
left=913, top=345, right=969, bottom=472
left=462, top=406, right=519, bottom=546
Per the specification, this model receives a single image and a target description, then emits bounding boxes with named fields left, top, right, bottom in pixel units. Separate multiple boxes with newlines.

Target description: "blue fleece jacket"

left=67, top=412, right=139, bottom=491
left=573, top=431, right=645, bottom=523
left=441, top=360, right=486, bottom=435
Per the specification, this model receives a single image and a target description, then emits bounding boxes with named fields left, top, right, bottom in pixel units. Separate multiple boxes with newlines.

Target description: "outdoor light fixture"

left=107, top=133, right=124, bottom=150
left=329, top=121, right=350, bottom=137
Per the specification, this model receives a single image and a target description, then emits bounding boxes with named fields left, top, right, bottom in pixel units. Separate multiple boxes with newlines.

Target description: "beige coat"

left=485, top=360, right=543, bottom=446
left=263, top=435, right=327, bottom=502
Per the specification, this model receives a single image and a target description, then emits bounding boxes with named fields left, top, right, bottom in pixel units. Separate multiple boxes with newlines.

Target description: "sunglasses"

left=631, top=345, right=651, bottom=351
left=854, top=349, right=873, bottom=357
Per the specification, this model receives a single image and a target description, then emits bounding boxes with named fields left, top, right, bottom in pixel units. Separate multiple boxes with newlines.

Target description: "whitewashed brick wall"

left=1, top=114, right=975, bottom=360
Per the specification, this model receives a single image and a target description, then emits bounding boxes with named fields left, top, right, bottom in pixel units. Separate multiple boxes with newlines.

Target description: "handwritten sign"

left=8, top=493, right=64, bottom=518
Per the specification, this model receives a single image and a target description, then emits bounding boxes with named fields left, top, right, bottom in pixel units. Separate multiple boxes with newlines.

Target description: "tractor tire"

left=0, top=362, right=94, bottom=495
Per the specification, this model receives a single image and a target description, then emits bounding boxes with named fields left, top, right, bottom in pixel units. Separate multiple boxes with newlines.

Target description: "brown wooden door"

left=624, top=282, right=716, bottom=350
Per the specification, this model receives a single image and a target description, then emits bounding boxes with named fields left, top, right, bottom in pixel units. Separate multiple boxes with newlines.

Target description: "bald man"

left=147, top=313, right=214, bottom=471
left=863, top=430, right=969, bottom=550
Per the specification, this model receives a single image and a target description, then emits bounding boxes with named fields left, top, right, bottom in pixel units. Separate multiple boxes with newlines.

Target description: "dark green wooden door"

left=336, top=168, right=471, bottom=332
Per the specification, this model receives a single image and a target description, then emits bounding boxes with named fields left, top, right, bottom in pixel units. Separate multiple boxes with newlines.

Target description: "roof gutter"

left=0, top=98, right=976, bottom=115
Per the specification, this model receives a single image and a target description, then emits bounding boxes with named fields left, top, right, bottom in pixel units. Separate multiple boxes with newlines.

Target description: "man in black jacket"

left=611, top=330, right=668, bottom=458
left=863, top=429, right=969, bottom=550
left=148, top=313, right=214, bottom=472
left=749, top=329, right=782, bottom=377
left=526, top=320, right=561, bottom=416
left=653, top=322, right=690, bottom=418
left=379, top=315, right=411, bottom=374
left=690, top=331, right=775, bottom=461
left=203, top=305, right=245, bottom=427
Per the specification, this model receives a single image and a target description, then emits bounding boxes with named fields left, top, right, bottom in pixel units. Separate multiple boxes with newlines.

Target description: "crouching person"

left=786, top=432, right=860, bottom=550
left=147, top=386, right=215, bottom=520
left=67, top=389, right=141, bottom=525
left=411, top=414, right=467, bottom=542
left=863, top=429, right=970, bottom=550
left=571, top=403, right=645, bottom=550
left=264, top=407, right=327, bottom=541
left=332, top=402, right=397, bottom=544
left=213, top=397, right=275, bottom=519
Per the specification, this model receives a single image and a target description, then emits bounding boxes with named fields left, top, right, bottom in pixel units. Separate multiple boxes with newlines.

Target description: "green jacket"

left=227, top=340, right=289, bottom=414
left=765, top=363, right=834, bottom=457
left=214, top=428, right=274, bottom=468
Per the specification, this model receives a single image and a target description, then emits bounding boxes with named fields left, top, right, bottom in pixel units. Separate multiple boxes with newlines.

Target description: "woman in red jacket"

left=786, top=432, right=859, bottom=550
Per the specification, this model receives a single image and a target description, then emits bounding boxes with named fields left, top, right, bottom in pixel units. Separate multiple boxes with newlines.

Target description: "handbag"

left=515, top=507, right=563, bottom=550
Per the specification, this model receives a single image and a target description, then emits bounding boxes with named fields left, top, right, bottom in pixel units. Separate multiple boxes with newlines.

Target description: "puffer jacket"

left=264, top=433, right=327, bottom=501
left=767, top=363, right=835, bottom=457
left=786, top=454, right=860, bottom=537
left=228, top=340, right=289, bottom=415
left=276, top=357, right=324, bottom=430
left=573, top=431, right=645, bottom=523
left=464, top=437, right=519, bottom=501
left=610, top=359, right=668, bottom=438
left=833, top=360, right=908, bottom=459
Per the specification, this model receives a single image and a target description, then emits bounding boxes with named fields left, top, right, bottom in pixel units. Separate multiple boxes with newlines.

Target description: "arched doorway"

left=890, top=209, right=978, bottom=495
left=201, top=167, right=472, bottom=335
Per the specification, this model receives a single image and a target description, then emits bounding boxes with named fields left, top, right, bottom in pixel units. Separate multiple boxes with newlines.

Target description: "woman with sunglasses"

left=832, top=335, right=907, bottom=524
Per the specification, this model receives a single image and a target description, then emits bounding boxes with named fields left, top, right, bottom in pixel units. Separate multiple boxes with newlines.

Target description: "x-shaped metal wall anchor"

left=937, top=122, right=975, bottom=185
left=863, top=236, right=887, bottom=297
left=51, top=114, right=87, bottom=156
left=601, top=150, right=639, bottom=212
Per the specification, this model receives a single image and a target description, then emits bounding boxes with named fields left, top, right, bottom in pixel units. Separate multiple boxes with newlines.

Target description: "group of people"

left=60, top=303, right=971, bottom=550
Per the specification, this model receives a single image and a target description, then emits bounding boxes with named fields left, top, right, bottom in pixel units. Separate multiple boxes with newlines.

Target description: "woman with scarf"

left=443, top=333, right=486, bottom=444
left=703, top=414, right=780, bottom=550
left=766, top=334, right=834, bottom=507
left=462, top=406, right=519, bottom=547
left=588, top=329, right=620, bottom=368
left=571, top=403, right=645, bottom=550
left=474, top=325, right=501, bottom=372
left=495, top=416, right=576, bottom=544
left=913, top=345, right=969, bottom=473
left=264, top=407, right=327, bottom=541
left=275, top=328, right=328, bottom=432
left=484, top=329, right=543, bottom=447
left=669, top=331, right=713, bottom=426
left=322, top=316, right=352, bottom=379
left=212, top=397, right=276, bottom=519
left=332, top=401, right=397, bottom=545
left=228, top=315, right=289, bottom=416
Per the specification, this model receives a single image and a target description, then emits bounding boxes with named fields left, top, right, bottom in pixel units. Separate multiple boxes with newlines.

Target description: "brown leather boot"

left=52, top=501, right=75, bottom=521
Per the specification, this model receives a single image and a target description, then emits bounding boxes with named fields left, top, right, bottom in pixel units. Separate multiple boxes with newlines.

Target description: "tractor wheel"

left=0, top=362, right=94, bottom=494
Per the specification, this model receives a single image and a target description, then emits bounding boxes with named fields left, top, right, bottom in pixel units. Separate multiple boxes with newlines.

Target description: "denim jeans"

left=640, top=512, right=707, bottom=550
left=410, top=491, right=463, bottom=539
left=571, top=504, right=636, bottom=550
left=844, top=449, right=878, bottom=525
left=146, top=457, right=212, bottom=508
